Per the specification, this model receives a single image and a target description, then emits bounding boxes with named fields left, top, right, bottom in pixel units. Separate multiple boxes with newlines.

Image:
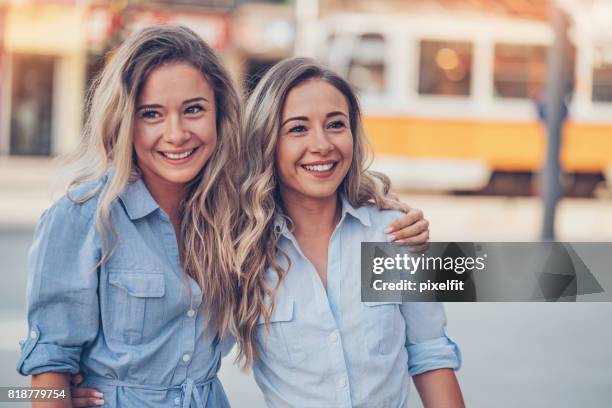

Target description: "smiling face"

left=133, top=62, right=217, bottom=192
left=276, top=78, right=353, bottom=204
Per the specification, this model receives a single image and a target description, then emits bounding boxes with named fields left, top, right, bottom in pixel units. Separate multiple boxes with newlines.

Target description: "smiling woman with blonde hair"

left=17, top=25, right=241, bottom=408
left=236, top=58, right=463, bottom=407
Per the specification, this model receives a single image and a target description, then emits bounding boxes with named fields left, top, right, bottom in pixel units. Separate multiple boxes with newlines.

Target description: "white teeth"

left=162, top=149, right=195, bottom=160
left=303, top=163, right=335, bottom=172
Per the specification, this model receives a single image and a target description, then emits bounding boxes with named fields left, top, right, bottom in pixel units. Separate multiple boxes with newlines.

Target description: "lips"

left=159, top=147, right=198, bottom=161
left=158, top=147, right=199, bottom=163
left=299, top=161, right=340, bottom=179
left=301, top=161, right=338, bottom=173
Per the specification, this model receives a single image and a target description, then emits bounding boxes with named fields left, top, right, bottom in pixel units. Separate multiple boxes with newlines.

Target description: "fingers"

left=70, top=374, right=83, bottom=386
left=71, top=387, right=104, bottom=407
left=394, top=228, right=430, bottom=246
left=384, top=209, right=424, bottom=235
left=72, top=396, right=105, bottom=407
left=387, top=219, right=429, bottom=243
left=71, top=388, right=102, bottom=398
left=69, top=374, right=104, bottom=406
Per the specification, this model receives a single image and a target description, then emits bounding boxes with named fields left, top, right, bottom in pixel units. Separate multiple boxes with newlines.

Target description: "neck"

left=141, top=174, right=187, bottom=224
left=281, top=189, right=341, bottom=238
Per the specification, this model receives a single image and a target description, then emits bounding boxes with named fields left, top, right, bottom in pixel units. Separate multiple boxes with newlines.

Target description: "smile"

left=160, top=148, right=197, bottom=160
left=301, top=162, right=337, bottom=172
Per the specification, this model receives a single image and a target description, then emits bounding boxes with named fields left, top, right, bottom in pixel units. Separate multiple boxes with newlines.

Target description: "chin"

left=301, top=186, right=341, bottom=200
left=160, top=158, right=211, bottom=184
left=157, top=168, right=202, bottom=186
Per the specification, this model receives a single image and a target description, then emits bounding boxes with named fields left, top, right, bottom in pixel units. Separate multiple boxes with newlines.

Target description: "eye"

left=185, top=104, right=204, bottom=115
left=328, top=120, right=346, bottom=130
left=288, top=124, right=307, bottom=134
left=139, top=109, right=161, bottom=119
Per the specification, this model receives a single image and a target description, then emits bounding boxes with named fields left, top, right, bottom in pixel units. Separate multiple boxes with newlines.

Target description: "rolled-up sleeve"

left=400, top=302, right=461, bottom=376
left=17, top=200, right=100, bottom=376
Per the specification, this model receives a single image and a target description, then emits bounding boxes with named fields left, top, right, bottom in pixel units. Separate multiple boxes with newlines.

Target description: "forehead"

left=138, top=62, right=213, bottom=102
left=282, top=78, right=349, bottom=118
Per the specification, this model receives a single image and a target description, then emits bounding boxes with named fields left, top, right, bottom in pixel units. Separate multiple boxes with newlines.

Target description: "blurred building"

left=232, top=2, right=293, bottom=94
left=0, top=0, right=293, bottom=158
left=0, top=1, right=89, bottom=157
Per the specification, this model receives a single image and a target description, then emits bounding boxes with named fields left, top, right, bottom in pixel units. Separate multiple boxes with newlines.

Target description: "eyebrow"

left=280, top=111, right=348, bottom=128
left=183, top=97, right=208, bottom=105
left=136, top=97, right=209, bottom=111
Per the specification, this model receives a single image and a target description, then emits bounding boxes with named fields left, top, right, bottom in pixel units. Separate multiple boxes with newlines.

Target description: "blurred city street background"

left=1, top=0, right=612, bottom=407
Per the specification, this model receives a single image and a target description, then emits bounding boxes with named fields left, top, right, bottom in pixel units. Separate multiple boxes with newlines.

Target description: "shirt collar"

left=273, top=212, right=290, bottom=237
left=118, top=177, right=160, bottom=220
left=273, top=193, right=371, bottom=236
left=340, top=194, right=372, bottom=227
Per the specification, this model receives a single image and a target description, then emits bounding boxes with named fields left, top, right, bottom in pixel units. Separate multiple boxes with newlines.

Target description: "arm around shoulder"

left=31, top=372, right=72, bottom=408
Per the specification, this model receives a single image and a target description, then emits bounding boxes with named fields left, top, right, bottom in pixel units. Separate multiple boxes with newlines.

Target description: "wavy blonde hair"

left=64, top=25, right=241, bottom=338
left=235, top=57, right=403, bottom=368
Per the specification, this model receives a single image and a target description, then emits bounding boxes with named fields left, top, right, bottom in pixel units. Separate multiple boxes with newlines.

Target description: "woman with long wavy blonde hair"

left=236, top=58, right=463, bottom=407
left=17, top=25, right=240, bottom=408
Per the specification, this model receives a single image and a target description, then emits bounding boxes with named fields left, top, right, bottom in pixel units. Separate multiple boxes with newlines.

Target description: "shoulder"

left=43, top=177, right=106, bottom=229
left=348, top=204, right=404, bottom=241
left=362, top=205, right=405, bottom=228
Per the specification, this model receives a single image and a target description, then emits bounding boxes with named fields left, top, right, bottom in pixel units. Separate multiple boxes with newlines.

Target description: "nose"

left=164, top=113, right=190, bottom=145
left=309, top=125, right=334, bottom=155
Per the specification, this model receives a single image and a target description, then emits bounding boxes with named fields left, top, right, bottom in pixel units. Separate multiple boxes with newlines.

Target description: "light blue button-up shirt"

left=16, top=176, right=234, bottom=408
left=252, top=196, right=461, bottom=408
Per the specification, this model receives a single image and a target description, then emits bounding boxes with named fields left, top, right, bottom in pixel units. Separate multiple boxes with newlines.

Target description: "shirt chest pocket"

left=364, top=301, right=402, bottom=355
left=255, top=297, right=306, bottom=368
left=106, top=271, right=166, bottom=345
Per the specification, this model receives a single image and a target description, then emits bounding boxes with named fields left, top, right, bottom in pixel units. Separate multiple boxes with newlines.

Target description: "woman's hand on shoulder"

left=385, top=204, right=430, bottom=253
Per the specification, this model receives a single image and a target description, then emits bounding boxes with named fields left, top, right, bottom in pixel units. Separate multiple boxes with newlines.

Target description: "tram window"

left=418, top=40, right=472, bottom=96
left=347, top=33, right=386, bottom=95
left=493, top=44, right=547, bottom=99
left=593, top=46, right=612, bottom=103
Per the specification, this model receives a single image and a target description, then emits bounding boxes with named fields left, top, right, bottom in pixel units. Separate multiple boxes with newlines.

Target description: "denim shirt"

left=252, top=197, right=461, bottom=408
left=16, top=176, right=233, bottom=408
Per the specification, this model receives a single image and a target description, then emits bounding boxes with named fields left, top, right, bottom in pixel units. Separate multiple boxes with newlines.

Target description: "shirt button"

left=182, top=353, right=191, bottom=363
left=187, top=309, right=195, bottom=318
left=329, top=332, right=339, bottom=343
left=174, top=396, right=181, bottom=405
left=30, top=331, right=37, bottom=340
left=338, top=378, right=347, bottom=388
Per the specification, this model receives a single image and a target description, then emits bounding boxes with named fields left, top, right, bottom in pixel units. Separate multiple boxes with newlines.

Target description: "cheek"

left=276, top=138, right=300, bottom=175
left=199, top=119, right=218, bottom=144
left=275, top=145, right=291, bottom=185
left=132, top=128, right=154, bottom=161
left=276, top=138, right=295, bottom=169
left=133, top=119, right=160, bottom=144
left=340, top=134, right=354, bottom=167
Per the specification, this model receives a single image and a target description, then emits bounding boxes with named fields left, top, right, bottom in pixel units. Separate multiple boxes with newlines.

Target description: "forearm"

left=31, top=372, right=71, bottom=408
left=413, top=368, right=464, bottom=408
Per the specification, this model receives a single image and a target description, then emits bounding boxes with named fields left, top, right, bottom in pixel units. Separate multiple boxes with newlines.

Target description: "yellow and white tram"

left=298, top=10, right=612, bottom=194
